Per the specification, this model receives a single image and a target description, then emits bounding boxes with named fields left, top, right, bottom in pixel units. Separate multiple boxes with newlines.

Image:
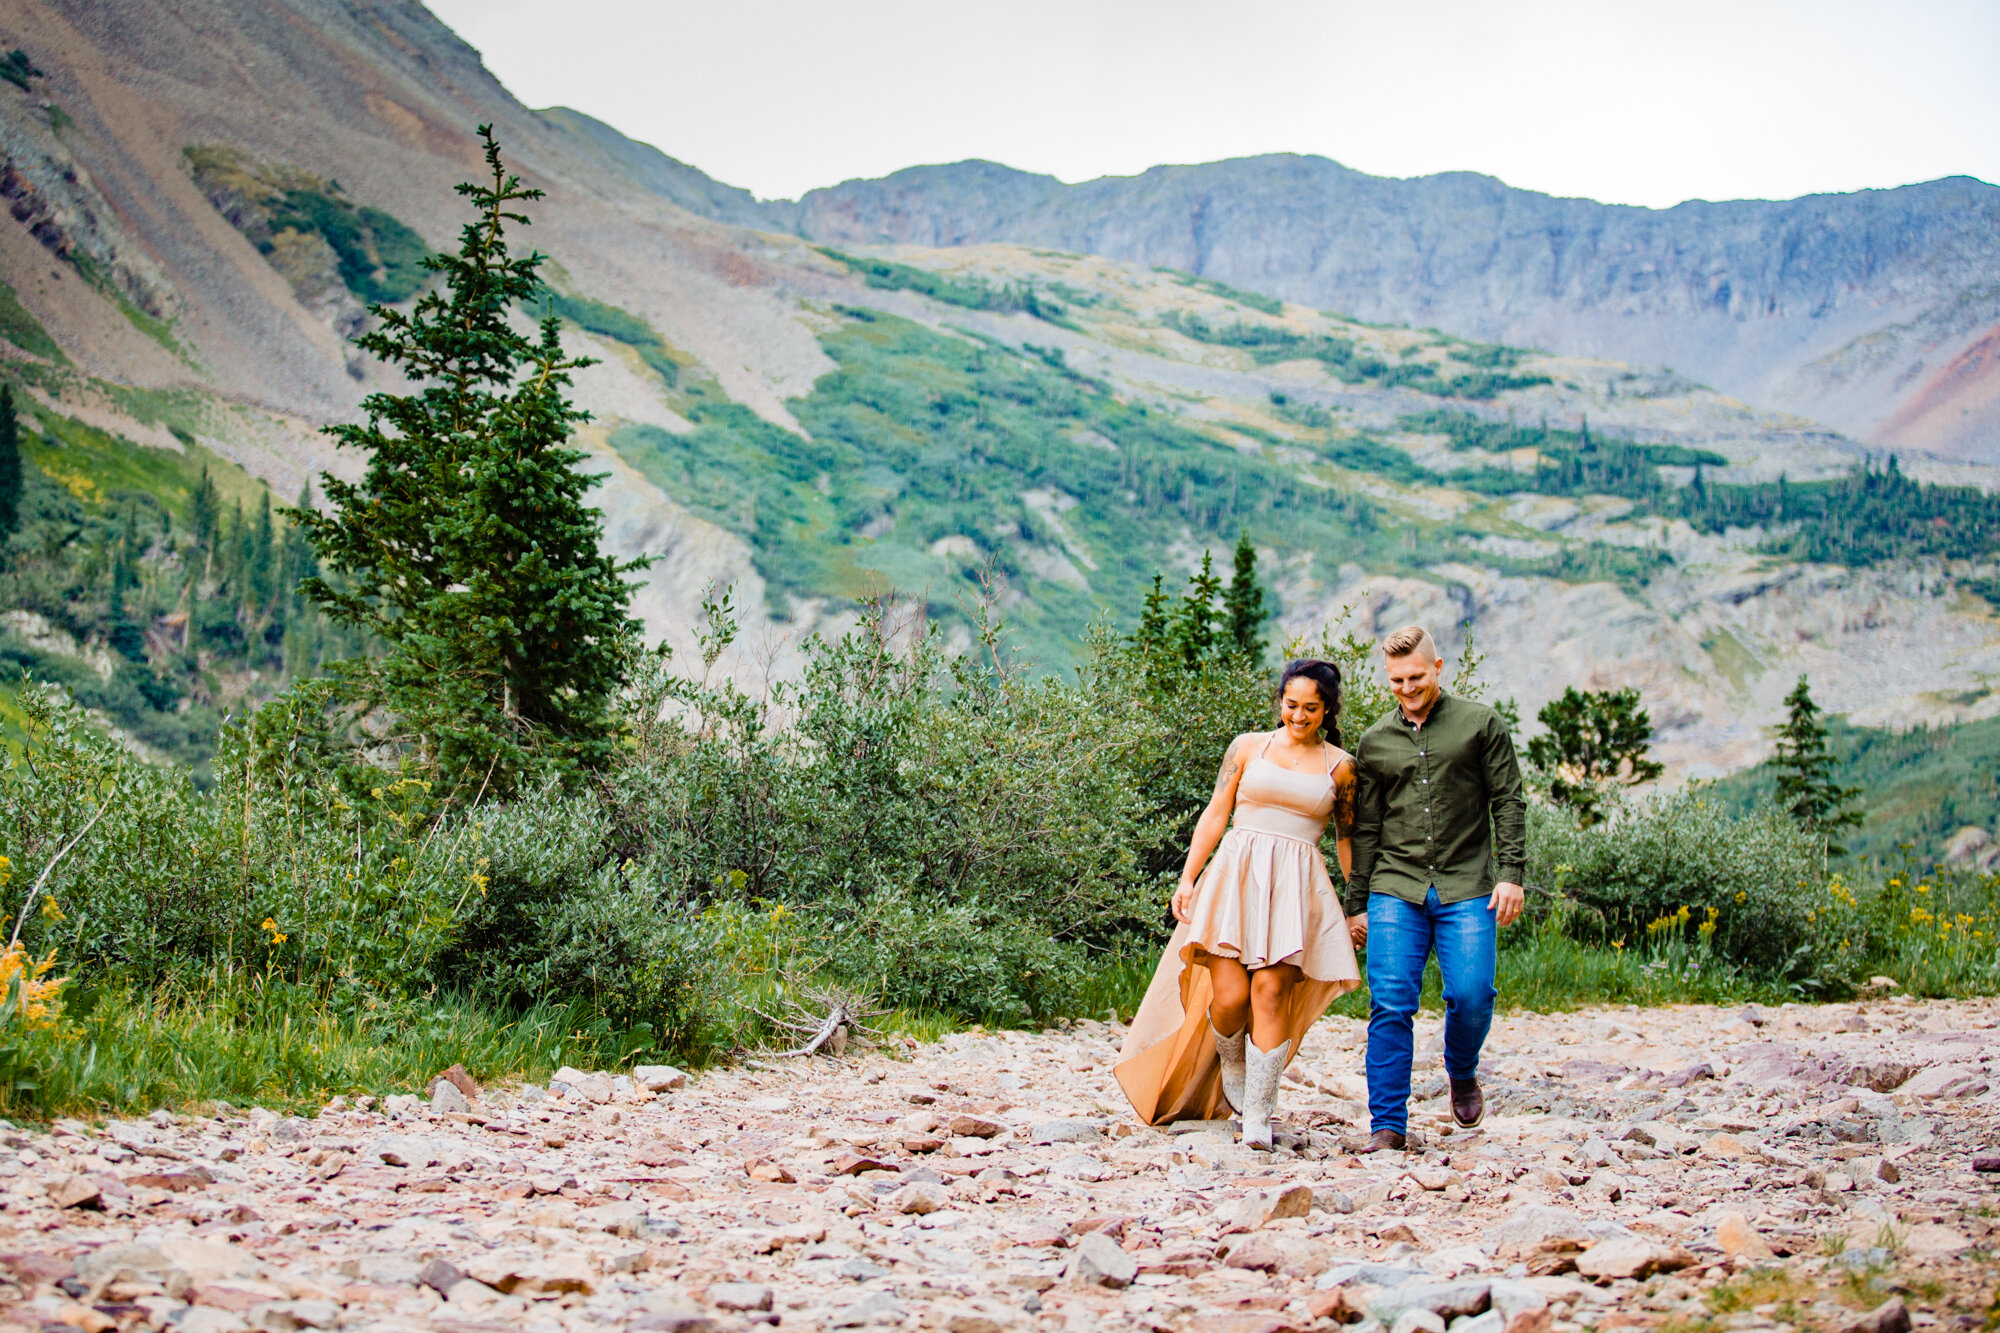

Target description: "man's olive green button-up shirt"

left=1345, top=692, right=1526, bottom=916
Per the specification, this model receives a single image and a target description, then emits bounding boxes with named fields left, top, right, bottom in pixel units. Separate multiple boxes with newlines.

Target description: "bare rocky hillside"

left=0, top=0, right=1996, bottom=780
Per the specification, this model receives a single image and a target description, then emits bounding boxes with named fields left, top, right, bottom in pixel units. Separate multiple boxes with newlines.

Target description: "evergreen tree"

left=1526, top=686, right=1664, bottom=825
left=1771, top=675, right=1863, bottom=856
left=0, top=383, right=21, bottom=540
left=1172, top=551, right=1222, bottom=666
left=248, top=488, right=275, bottom=610
left=189, top=466, right=219, bottom=554
left=294, top=127, right=646, bottom=793
left=1134, top=572, right=1168, bottom=657
left=225, top=501, right=248, bottom=589
left=280, top=481, right=318, bottom=608
left=1222, top=533, right=1269, bottom=660
left=112, top=503, right=140, bottom=598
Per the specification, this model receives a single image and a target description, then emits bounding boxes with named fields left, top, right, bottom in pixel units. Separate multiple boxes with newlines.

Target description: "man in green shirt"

left=1346, top=625, right=1526, bottom=1152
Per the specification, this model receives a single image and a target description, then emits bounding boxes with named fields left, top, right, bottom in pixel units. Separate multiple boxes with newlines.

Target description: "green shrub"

left=828, top=880, right=1092, bottom=1025
left=1527, top=789, right=1823, bottom=972
left=597, top=599, right=1171, bottom=1023
left=1, top=682, right=484, bottom=992
left=437, top=787, right=715, bottom=1051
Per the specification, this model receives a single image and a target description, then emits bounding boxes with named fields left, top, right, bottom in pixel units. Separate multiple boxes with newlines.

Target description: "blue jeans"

left=1365, top=888, right=1498, bottom=1136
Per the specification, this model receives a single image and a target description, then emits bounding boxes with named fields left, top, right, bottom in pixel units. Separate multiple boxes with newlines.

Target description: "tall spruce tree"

left=294, top=126, right=646, bottom=792
left=0, top=383, right=20, bottom=540
left=248, top=488, right=275, bottom=610
left=1771, top=675, right=1863, bottom=857
left=1222, top=533, right=1268, bottom=660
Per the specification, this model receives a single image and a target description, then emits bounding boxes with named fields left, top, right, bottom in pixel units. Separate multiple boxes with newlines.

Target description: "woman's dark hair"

left=1279, top=658, right=1343, bottom=749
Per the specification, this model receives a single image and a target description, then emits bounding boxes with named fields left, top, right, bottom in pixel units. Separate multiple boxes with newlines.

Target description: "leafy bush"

left=1527, top=789, right=1823, bottom=972
left=434, top=786, right=714, bottom=1050
left=0, top=683, right=484, bottom=990
left=597, top=598, right=1174, bottom=1023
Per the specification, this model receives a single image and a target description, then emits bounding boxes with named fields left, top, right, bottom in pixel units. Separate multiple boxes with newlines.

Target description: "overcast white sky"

left=428, top=0, right=2000, bottom=208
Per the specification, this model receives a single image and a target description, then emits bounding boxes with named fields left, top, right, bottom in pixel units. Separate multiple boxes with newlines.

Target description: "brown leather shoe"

left=1358, top=1129, right=1406, bottom=1153
left=1450, top=1076, right=1485, bottom=1129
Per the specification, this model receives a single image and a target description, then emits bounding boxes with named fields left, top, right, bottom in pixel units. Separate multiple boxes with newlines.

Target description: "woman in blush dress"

left=1113, top=660, right=1363, bottom=1149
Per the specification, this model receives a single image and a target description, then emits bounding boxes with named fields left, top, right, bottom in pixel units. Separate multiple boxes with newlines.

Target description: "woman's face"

left=1280, top=676, right=1328, bottom=741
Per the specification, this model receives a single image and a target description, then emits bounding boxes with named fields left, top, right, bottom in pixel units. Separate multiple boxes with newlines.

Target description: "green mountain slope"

left=1707, top=714, right=2000, bottom=862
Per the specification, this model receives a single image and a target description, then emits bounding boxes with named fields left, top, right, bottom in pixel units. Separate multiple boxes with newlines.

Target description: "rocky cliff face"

left=571, top=141, right=2000, bottom=465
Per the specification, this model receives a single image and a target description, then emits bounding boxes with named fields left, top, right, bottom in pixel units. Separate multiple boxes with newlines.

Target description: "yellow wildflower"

left=0, top=942, right=64, bottom=1030
left=39, top=894, right=64, bottom=923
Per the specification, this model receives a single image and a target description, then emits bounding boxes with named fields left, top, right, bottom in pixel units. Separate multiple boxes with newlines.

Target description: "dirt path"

left=2, top=995, right=1995, bottom=1332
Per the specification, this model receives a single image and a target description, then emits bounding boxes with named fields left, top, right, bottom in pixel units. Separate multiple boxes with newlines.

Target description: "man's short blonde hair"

left=1382, top=625, right=1439, bottom=661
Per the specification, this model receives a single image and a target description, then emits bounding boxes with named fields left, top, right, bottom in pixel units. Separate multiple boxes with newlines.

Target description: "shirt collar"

left=1395, top=690, right=1449, bottom=730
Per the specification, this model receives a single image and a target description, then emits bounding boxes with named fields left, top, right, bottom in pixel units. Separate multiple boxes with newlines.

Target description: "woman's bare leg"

left=1204, top=955, right=1251, bottom=1035
left=1248, top=962, right=1304, bottom=1050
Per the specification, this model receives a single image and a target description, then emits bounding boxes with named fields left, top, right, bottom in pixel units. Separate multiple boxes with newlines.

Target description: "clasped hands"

left=1343, top=881, right=1524, bottom=946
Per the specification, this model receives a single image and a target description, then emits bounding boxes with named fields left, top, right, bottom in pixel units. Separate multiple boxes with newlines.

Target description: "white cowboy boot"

left=1242, top=1037, right=1292, bottom=1151
left=1211, top=1021, right=1247, bottom=1112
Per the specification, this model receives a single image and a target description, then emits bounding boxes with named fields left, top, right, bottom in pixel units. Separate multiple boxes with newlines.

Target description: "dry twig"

left=751, top=977, right=887, bottom=1059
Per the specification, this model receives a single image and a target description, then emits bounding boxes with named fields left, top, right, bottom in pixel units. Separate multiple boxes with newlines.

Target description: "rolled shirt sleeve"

left=1481, top=710, right=1527, bottom=887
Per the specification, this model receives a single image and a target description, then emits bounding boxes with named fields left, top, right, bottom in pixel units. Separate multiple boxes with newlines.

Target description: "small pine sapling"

left=1770, top=674, right=1863, bottom=857
left=1222, top=533, right=1269, bottom=661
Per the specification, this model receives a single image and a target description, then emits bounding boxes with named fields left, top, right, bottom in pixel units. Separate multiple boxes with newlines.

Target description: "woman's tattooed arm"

left=1331, top=760, right=1357, bottom=837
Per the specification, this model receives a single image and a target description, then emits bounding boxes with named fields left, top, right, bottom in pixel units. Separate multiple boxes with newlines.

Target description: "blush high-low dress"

left=1114, top=732, right=1362, bottom=1125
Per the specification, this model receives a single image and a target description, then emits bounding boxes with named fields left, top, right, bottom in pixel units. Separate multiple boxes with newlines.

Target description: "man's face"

left=1385, top=651, right=1444, bottom=719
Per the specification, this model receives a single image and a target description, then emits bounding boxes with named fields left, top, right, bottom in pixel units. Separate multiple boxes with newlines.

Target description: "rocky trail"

left=2, top=996, right=1995, bottom=1333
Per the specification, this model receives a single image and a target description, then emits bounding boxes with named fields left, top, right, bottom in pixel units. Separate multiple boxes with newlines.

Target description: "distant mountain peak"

left=543, top=110, right=2000, bottom=461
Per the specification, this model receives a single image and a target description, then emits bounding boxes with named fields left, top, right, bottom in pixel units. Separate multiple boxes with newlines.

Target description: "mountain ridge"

left=539, top=107, right=2000, bottom=466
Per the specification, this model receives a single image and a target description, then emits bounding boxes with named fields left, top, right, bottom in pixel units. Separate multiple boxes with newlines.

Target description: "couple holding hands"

left=1115, top=625, right=1527, bottom=1152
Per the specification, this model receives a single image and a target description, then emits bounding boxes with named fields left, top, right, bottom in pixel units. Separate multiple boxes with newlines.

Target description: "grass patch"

left=1706, top=1267, right=1817, bottom=1314
left=4, top=975, right=621, bottom=1121
left=819, top=248, right=1076, bottom=326
left=1090, top=926, right=1790, bottom=1024
left=1165, top=314, right=1549, bottom=398
left=1158, top=268, right=1284, bottom=315
left=1079, top=955, right=1156, bottom=1022
left=0, top=278, right=64, bottom=362
left=69, top=253, right=182, bottom=359
left=1480, top=540, right=1675, bottom=593
left=608, top=308, right=1386, bottom=661
left=24, top=406, right=263, bottom=522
